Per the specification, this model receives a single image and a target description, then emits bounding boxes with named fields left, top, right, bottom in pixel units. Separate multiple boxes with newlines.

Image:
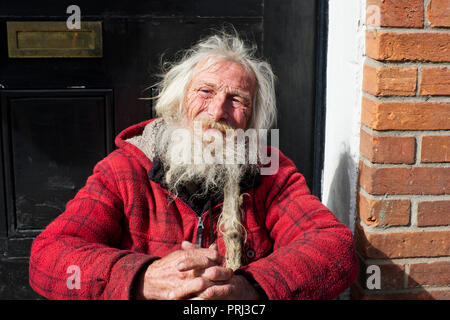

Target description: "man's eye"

left=200, top=89, right=211, bottom=94
left=232, top=97, right=249, bottom=108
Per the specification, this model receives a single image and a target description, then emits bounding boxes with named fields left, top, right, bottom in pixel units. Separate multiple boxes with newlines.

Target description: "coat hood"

left=114, top=118, right=163, bottom=172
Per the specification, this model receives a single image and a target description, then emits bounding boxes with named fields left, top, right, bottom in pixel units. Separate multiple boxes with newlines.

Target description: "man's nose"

left=207, top=94, right=228, bottom=122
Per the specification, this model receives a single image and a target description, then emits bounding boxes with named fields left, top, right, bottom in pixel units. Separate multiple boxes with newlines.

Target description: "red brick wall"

left=352, top=0, right=450, bottom=299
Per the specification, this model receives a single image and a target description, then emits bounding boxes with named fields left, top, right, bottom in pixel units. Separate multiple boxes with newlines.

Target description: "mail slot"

left=6, top=21, right=102, bottom=58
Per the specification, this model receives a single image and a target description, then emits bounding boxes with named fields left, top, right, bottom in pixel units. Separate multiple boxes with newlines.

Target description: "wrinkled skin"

left=135, top=241, right=259, bottom=300
left=184, top=59, right=256, bottom=130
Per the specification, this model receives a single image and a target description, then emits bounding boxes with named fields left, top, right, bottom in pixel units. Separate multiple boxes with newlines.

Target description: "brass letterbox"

left=7, top=21, right=103, bottom=58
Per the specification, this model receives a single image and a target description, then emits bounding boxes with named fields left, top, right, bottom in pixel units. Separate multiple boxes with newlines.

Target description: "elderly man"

left=29, top=33, right=358, bottom=300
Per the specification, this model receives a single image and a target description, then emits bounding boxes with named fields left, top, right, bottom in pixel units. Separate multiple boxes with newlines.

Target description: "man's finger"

left=176, top=249, right=222, bottom=271
left=201, top=266, right=233, bottom=282
left=181, top=241, right=198, bottom=250
left=168, top=277, right=213, bottom=300
left=177, top=254, right=216, bottom=271
left=179, top=268, right=204, bottom=279
left=196, top=283, right=233, bottom=300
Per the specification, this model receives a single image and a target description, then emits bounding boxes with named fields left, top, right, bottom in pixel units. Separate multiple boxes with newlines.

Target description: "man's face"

left=184, top=59, right=256, bottom=130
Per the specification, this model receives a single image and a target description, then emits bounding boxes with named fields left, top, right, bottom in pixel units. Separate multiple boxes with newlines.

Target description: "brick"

left=426, top=0, right=450, bottom=27
left=359, top=161, right=450, bottom=195
left=419, top=67, right=450, bottom=95
left=363, top=64, right=417, bottom=96
left=355, top=224, right=450, bottom=259
left=366, top=0, right=424, bottom=27
left=357, top=192, right=410, bottom=227
left=421, top=135, right=450, bottom=163
left=378, top=264, right=405, bottom=289
left=366, top=31, right=450, bottom=62
left=360, top=129, right=415, bottom=164
left=408, top=262, right=450, bottom=287
left=351, top=284, right=450, bottom=300
left=361, top=97, right=450, bottom=130
left=418, top=201, right=450, bottom=226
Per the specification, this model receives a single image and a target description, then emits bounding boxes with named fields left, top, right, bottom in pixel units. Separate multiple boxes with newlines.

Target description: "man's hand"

left=135, top=241, right=233, bottom=300
left=181, top=242, right=261, bottom=300
left=190, top=274, right=261, bottom=300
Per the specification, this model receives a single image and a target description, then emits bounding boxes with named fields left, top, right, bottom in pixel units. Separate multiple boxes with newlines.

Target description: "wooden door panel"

left=1, top=89, right=113, bottom=238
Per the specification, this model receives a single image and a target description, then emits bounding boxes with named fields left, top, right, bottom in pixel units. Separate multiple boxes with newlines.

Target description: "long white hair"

left=153, top=31, right=277, bottom=130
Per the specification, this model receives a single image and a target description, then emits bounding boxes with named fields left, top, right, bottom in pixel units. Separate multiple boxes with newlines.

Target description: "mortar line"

left=360, top=219, right=450, bottom=233
left=365, top=256, right=450, bottom=265
left=360, top=154, right=450, bottom=168
left=415, top=131, right=422, bottom=166
left=360, top=124, right=450, bottom=137
left=360, top=286, right=450, bottom=294
left=410, top=198, right=419, bottom=227
left=366, top=26, right=450, bottom=33
left=364, top=56, right=450, bottom=68
left=424, top=0, right=432, bottom=28
left=357, top=186, right=450, bottom=201
left=362, top=90, right=450, bottom=102
left=416, top=65, right=421, bottom=97
left=404, top=264, right=410, bottom=289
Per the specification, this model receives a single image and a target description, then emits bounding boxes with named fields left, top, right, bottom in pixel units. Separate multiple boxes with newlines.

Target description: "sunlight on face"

left=184, top=59, right=256, bottom=130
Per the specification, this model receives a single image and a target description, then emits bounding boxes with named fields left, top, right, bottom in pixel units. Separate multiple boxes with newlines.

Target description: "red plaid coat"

left=29, top=119, right=359, bottom=300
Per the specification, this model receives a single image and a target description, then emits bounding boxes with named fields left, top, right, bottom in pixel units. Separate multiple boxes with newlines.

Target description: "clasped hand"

left=135, top=241, right=259, bottom=300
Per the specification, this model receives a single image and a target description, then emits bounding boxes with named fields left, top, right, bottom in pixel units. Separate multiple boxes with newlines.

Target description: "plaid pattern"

left=29, top=119, right=359, bottom=300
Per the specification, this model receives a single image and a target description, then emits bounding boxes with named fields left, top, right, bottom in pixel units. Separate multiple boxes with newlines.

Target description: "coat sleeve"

left=236, top=150, right=359, bottom=300
left=28, top=154, right=158, bottom=300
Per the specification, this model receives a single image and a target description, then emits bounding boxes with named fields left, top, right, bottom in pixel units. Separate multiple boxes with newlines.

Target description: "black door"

left=0, top=0, right=326, bottom=299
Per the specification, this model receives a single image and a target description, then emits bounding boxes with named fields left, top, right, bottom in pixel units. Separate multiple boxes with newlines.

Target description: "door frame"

left=312, top=0, right=329, bottom=199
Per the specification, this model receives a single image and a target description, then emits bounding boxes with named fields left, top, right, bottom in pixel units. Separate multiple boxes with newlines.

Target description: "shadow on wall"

left=326, top=145, right=356, bottom=300
left=351, top=227, right=440, bottom=300
left=326, top=145, right=355, bottom=228
left=326, top=146, right=441, bottom=300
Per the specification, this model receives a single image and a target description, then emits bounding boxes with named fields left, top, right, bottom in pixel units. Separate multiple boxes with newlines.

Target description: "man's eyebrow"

left=196, top=81, right=252, bottom=102
left=196, top=81, right=218, bottom=89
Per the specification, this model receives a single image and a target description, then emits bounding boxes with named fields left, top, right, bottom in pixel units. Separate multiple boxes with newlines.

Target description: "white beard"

left=155, top=119, right=259, bottom=270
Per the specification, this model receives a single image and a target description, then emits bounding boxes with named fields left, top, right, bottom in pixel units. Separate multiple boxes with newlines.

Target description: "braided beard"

left=218, top=167, right=247, bottom=270
left=156, top=119, right=258, bottom=270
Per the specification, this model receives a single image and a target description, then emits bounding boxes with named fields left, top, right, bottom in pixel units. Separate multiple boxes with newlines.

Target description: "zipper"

left=195, top=201, right=222, bottom=248
left=196, top=215, right=204, bottom=247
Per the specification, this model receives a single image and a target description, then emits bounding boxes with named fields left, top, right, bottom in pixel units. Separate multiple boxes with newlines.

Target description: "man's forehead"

left=191, top=58, right=256, bottom=91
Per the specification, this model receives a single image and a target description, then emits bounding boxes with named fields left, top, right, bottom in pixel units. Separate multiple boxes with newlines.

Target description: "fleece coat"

left=29, top=118, right=359, bottom=300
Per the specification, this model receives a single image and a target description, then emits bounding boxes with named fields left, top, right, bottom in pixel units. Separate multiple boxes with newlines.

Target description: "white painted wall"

left=321, top=0, right=366, bottom=231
